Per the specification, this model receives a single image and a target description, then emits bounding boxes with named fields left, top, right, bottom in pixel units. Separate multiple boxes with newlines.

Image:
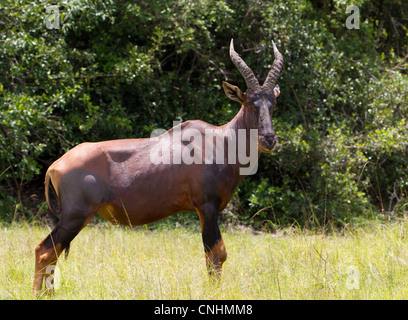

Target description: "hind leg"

left=33, top=210, right=94, bottom=296
left=33, top=227, right=61, bottom=295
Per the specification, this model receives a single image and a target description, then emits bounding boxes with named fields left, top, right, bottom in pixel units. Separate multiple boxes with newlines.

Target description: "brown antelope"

left=33, top=39, right=283, bottom=295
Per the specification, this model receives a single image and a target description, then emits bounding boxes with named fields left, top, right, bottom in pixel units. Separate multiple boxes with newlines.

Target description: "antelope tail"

left=44, top=168, right=59, bottom=222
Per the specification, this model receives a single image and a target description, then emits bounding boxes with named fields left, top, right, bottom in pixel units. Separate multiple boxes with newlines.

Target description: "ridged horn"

left=262, top=41, right=283, bottom=92
left=229, top=39, right=260, bottom=91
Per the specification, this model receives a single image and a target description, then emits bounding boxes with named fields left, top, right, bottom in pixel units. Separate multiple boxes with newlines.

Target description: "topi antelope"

left=33, top=39, right=283, bottom=295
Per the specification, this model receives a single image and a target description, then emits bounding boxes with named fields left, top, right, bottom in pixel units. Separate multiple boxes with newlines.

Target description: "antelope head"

left=223, top=39, right=283, bottom=153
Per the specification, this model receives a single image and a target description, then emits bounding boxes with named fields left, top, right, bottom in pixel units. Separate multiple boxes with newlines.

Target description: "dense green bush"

left=0, top=0, right=407, bottom=227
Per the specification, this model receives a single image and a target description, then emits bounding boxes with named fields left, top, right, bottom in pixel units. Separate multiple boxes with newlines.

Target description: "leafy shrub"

left=0, top=0, right=407, bottom=226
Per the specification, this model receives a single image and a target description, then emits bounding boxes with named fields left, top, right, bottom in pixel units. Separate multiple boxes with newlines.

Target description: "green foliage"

left=0, top=0, right=407, bottom=226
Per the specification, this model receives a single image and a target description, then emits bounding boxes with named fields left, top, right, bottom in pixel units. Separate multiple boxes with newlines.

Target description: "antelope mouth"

left=259, top=141, right=277, bottom=153
left=258, top=134, right=278, bottom=153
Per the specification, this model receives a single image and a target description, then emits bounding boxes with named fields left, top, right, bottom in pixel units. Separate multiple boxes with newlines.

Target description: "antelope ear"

left=274, top=85, right=280, bottom=98
left=223, top=81, right=246, bottom=104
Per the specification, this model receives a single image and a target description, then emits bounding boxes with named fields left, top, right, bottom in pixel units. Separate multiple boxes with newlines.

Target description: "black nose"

left=265, top=133, right=276, bottom=144
left=262, top=134, right=276, bottom=150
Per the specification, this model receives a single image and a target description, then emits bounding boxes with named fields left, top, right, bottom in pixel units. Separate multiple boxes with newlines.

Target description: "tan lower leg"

left=206, top=238, right=227, bottom=278
left=33, top=242, right=61, bottom=296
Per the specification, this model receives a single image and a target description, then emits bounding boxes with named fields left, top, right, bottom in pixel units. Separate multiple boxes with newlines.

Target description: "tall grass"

left=1, top=220, right=408, bottom=299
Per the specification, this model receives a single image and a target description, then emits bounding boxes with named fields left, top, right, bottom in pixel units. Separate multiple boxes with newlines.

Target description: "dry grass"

left=1, top=220, right=408, bottom=299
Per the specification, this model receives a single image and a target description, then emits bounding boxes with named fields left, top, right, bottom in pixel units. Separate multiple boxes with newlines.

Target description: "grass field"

left=1, top=220, right=408, bottom=299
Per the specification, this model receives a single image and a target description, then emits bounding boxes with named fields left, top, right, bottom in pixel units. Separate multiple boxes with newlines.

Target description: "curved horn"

left=262, top=41, right=283, bottom=92
left=229, top=39, right=260, bottom=91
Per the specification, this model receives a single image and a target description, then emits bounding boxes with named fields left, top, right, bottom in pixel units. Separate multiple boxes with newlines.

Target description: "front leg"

left=197, top=203, right=227, bottom=279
